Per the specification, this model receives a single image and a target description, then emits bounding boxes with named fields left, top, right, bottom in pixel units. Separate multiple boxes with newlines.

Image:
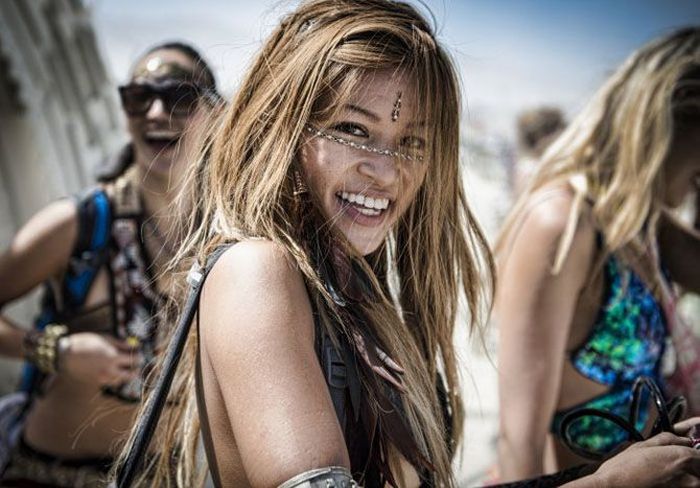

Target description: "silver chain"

left=305, top=126, right=423, bottom=162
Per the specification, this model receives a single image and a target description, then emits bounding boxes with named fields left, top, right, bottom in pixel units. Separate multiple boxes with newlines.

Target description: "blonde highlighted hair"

left=117, top=1, right=494, bottom=486
left=498, top=27, right=700, bottom=275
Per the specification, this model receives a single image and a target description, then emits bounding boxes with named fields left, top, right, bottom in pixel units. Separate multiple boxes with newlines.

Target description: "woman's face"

left=299, top=70, right=429, bottom=256
left=662, top=123, right=700, bottom=207
left=123, top=49, right=208, bottom=179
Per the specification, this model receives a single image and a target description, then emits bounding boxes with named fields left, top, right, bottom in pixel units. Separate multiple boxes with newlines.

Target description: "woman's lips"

left=334, top=194, right=390, bottom=227
left=143, top=132, right=181, bottom=153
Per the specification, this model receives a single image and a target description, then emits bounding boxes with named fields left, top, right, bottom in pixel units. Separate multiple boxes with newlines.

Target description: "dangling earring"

left=293, top=170, right=308, bottom=196
left=391, top=91, right=402, bottom=122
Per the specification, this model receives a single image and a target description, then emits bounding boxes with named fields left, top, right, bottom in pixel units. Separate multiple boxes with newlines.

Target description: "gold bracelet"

left=23, top=324, right=69, bottom=374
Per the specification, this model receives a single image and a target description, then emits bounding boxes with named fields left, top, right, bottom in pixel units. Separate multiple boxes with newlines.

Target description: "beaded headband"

left=305, top=125, right=423, bottom=162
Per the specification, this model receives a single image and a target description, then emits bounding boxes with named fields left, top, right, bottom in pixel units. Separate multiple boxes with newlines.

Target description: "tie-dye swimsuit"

left=550, top=254, right=668, bottom=454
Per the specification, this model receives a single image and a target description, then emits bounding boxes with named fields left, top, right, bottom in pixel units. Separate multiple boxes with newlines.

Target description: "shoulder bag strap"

left=116, top=244, right=232, bottom=487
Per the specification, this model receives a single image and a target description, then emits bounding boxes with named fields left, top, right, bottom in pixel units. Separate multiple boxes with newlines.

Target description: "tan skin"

left=198, top=71, right=427, bottom=487
left=0, top=48, right=206, bottom=459
left=497, top=123, right=700, bottom=483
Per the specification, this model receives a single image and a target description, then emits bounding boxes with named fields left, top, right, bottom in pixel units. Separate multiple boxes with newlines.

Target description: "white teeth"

left=357, top=207, right=381, bottom=216
left=146, top=131, right=179, bottom=139
left=374, top=198, right=388, bottom=210
left=337, top=192, right=391, bottom=212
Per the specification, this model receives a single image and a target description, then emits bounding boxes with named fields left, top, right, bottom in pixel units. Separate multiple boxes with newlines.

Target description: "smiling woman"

left=299, top=70, right=428, bottom=255
left=114, top=4, right=700, bottom=488
left=0, top=41, right=221, bottom=488
left=115, top=1, right=494, bottom=487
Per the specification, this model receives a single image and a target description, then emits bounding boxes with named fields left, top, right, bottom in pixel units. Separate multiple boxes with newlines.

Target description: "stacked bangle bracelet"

left=23, top=324, right=69, bottom=374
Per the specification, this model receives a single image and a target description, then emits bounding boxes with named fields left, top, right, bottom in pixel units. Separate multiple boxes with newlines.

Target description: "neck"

left=132, top=161, right=181, bottom=235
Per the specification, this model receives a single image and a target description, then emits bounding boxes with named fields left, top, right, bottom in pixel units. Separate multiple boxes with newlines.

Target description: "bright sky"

left=90, top=0, right=700, bottom=139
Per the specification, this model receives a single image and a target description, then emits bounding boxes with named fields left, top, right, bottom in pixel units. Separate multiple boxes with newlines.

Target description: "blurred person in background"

left=495, top=26, right=700, bottom=481
left=0, top=41, right=221, bottom=487
left=512, top=107, right=566, bottom=196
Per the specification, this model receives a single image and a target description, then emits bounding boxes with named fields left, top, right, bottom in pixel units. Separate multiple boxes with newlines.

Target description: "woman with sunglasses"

left=495, top=27, right=700, bottom=481
left=0, top=41, right=220, bottom=487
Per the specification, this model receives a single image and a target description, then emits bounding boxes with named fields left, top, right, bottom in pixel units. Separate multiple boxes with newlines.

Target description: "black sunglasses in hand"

left=118, top=81, right=213, bottom=117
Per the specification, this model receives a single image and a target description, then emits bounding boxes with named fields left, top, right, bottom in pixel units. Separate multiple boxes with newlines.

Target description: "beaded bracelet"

left=23, top=324, right=69, bottom=374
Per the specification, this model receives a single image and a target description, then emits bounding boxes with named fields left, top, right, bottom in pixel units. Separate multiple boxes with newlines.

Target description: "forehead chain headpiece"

left=305, top=125, right=423, bottom=162
left=391, top=91, right=402, bottom=122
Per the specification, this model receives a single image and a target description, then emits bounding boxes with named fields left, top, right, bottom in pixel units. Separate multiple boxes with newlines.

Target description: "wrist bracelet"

left=23, top=324, right=69, bottom=374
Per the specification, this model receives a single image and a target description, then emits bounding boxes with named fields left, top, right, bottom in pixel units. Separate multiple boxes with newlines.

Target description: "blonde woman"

left=496, top=27, right=700, bottom=481
left=118, top=5, right=700, bottom=488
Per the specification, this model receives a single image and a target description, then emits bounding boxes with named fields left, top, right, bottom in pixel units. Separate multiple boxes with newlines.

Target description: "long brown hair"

left=118, top=1, right=494, bottom=486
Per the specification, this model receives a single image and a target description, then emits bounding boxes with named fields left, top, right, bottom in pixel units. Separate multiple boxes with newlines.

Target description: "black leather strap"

left=117, top=242, right=359, bottom=487
left=116, top=244, right=232, bottom=487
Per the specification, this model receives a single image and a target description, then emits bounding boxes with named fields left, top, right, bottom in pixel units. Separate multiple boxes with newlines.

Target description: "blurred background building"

left=0, top=0, right=123, bottom=392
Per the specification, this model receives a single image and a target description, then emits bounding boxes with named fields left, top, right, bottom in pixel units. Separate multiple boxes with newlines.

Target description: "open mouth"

left=335, top=191, right=392, bottom=217
left=144, top=130, right=182, bottom=151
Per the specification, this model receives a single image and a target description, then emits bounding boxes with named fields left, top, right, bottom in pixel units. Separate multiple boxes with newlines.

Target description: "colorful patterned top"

left=551, top=255, right=668, bottom=454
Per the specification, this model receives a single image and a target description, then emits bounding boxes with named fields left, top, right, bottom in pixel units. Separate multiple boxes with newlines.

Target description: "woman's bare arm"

left=496, top=193, right=596, bottom=480
left=199, top=240, right=350, bottom=488
left=0, top=199, right=78, bottom=358
left=658, top=209, right=700, bottom=293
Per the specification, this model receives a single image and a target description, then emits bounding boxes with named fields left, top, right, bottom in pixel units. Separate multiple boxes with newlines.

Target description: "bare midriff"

left=22, top=269, right=139, bottom=459
left=23, top=377, right=138, bottom=458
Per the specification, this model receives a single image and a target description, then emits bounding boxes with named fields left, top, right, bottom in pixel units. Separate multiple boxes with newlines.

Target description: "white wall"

left=0, top=0, right=124, bottom=394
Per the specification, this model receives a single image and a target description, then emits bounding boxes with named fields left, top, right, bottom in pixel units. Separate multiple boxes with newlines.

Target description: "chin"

left=345, top=235, right=385, bottom=256
left=143, top=155, right=176, bottom=176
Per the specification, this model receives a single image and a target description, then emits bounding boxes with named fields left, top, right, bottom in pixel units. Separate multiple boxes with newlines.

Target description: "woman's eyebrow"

left=344, top=103, right=380, bottom=122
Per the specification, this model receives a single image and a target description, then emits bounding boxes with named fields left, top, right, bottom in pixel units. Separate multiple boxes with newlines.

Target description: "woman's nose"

left=357, top=153, right=399, bottom=188
left=145, top=97, right=167, bottom=120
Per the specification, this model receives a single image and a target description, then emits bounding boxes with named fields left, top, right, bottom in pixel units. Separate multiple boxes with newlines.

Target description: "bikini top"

left=569, top=253, right=668, bottom=389
left=550, top=250, right=670, bottom=454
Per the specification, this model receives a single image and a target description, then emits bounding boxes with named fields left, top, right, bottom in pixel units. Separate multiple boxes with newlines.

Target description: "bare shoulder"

left=0, top=199, right=78, bottom=304
left=198, top=240, right=349, bottom=484
left=203, top=240, right=307, bottom=307
left=199, top=240, right=315, bottom=357
left=505, top=184, right=596, bottom=273
left=522, top=187, right=577, bottom=238
left=10, top=198, right=78, bottom=252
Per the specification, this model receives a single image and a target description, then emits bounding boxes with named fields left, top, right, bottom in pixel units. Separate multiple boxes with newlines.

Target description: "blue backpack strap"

left=63, top=188, right=112, bottom=309
left=20, top=189, right=113, bottom=394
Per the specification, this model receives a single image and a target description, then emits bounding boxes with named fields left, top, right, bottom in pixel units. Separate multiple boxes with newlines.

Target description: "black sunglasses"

left=118, top=81, right=206, bottom=117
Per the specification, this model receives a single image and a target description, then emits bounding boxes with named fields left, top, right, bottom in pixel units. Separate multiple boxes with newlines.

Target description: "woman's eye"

left=331, top=122, right=368, bottom=138
left=401, top=136, right=425, bottom=151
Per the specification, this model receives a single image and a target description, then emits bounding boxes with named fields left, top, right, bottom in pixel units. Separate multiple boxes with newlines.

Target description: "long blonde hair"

left=119, top=1, right=493, bottom=486
left=498, top=27, right=700, bottom=275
